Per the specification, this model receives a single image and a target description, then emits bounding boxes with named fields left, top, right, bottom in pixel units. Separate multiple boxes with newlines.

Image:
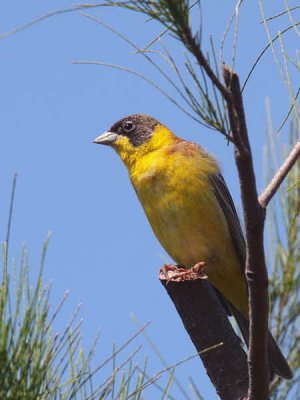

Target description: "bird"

left=94, top=113, right=292, bottom=379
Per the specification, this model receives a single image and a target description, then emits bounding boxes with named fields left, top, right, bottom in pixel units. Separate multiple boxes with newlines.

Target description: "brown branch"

left=222, top=65, right=270, bottom=400
left=160, top=269, right=249, bottom=400
left=259, top=139, right=300, bottom=208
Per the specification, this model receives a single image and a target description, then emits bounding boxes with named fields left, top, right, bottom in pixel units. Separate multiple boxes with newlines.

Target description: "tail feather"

left=268, top=331, right=293, bottom=379
left=231, top=305, right=292, bottom=380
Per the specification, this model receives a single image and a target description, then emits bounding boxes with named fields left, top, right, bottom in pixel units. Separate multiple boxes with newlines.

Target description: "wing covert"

left=209, top=173, right=246, bottom=268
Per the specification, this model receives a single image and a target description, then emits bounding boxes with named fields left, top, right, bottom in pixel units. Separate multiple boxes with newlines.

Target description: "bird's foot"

left=160, top=262, right=207, bottom=282
left=191, top=261, right=207, bottom=275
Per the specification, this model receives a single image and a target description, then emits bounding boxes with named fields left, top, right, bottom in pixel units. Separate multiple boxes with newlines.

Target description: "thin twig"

left=242, top=22, right=300, bottom=92
left=73, top=60, right=202, bottom=124
left=259, top=140, right=300, bottom=208
left=0, top=4, right=109, bottom=40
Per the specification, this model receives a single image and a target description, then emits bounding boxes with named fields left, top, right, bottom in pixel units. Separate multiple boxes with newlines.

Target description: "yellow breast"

left=115, top=126, right=248, bottom=316
left=131, top=143, right=226, bottom=265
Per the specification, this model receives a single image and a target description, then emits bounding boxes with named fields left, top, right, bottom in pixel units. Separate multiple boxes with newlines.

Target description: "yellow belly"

left=130, top=149, right=248, bottom=317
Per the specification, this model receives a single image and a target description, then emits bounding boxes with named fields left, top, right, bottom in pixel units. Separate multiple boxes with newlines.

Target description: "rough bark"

left=223, top=66, right=270, bottom=399
left=160, top=270, right=249, bottom=400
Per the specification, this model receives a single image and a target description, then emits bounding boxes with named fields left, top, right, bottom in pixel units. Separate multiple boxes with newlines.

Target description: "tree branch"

left=222, top=65, right=270, bottom=400
left=159, top=269, right=249, bottom=400
left=259, top=139, right=300, bottom=208
left=181, top=28, right=231, bottom=102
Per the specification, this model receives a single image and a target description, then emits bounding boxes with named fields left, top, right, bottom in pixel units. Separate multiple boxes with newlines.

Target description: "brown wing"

left=209, top=173, right=246, bottom=268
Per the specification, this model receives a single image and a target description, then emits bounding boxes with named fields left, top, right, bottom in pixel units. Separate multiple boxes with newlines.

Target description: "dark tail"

left=231, top=306, right=293, bottom=380
left=267, top=331, right=293, bottom=379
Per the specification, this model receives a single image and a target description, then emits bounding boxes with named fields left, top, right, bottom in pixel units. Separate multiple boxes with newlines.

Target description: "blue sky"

left=0, top=1, right=298, bottom=398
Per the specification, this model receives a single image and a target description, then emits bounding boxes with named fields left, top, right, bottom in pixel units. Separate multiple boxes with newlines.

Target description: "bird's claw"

left=160, top=261, right=207, bottom=282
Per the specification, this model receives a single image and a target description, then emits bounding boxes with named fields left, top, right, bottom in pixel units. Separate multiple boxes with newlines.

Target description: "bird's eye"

left=123, top=121, right=135, bottom=132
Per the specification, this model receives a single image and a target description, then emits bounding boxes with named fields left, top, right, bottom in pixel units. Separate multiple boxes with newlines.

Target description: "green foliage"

left=0, top=239, right=55, bottom=399
left=102, top=0, right=192, bottom=45
left=0, top=239, right=165, bottom=399
left=0, top=238, right=111, bottom=399
left=265, top=116, right=300, bottom=399
left=0, top=235, right=208, bottom=399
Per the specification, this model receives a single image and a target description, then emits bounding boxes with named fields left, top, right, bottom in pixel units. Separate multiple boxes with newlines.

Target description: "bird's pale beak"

left=93, top=131, right=118, bottom=145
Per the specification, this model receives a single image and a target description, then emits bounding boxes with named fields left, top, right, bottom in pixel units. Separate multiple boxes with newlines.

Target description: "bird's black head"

left=95, top=114, right=161, bottom=147
left=109, top=114, right=161, bottom=147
